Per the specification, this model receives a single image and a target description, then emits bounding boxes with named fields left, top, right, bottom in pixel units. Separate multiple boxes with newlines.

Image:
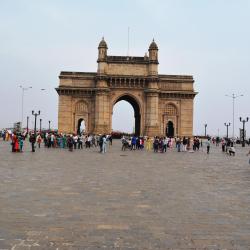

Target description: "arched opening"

left=112, top=95, right=141, bottom=136
left=77, top=119, right=85, bottom=135
left=166, top=121, right=174, bottom=137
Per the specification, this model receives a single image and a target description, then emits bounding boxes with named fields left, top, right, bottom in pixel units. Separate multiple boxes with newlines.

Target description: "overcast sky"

left=1, top=0, right=249, bottom=137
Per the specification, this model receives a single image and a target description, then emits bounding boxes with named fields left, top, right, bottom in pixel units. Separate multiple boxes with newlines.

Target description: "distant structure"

left=56, top=38, right=197, bottom=137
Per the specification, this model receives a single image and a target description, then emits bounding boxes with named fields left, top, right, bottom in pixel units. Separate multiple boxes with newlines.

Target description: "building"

left=56, top=38, right=197, bottom=137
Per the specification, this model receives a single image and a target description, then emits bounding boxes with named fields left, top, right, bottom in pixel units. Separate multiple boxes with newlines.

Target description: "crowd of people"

left=0, top=130, right=113, bottom=154
left=1, top=129, right=250, bottom=163
left=121, top=135, right=208, bottom=153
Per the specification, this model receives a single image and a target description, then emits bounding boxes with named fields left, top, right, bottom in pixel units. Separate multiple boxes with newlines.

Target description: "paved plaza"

left=0, top=140, right=250, bottom=250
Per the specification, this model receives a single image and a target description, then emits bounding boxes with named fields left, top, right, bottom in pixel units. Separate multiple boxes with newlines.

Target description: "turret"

left=148, top=39, right=159, bottom=76
left=97, top=37, right=108, bottom=75
left=98, top=37, right=108, bottom=62
left=148, top=39, right=158, bottom=62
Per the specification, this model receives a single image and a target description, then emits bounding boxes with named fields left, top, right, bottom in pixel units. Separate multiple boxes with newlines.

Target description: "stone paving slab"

left=0, top=140, right=250, bottom=249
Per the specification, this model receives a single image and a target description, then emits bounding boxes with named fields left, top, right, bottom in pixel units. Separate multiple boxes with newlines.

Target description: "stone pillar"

left=145, top=81, right=160, bottom=137
left=58, top=95, right=72, bottom=133
left=179, top=98, right=194, bottom=137
left=93, top=83, right=110, bottom=135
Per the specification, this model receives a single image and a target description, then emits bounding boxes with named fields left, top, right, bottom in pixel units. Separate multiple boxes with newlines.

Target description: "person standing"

left=51, top=133, right=55, bottom=148
left=121, top=136, right=127, bottom=151
left=99, top=135, right=103, bottom=152
left=73, top=134, right=78, bottom=149
left=11, top=133, right=17, bottom=152
left=221, top=139, right=226, bottom=152
left=109, top=135, right=113, bottom=146
left=206, top=138, right=211, bottom=154
left=102, top=135, right=107, bottom=153
left=153, top=137, right=159, bottom=153
left=86, top=135, right=91, bottom=148
left=67, top=135, right=74, bottom=152
left=182, top=137, right=187, bottom=152
left=131, top=135, right=137, bottom=150
left=36, top=134, right=42, bottom=148
left=146, top=137, right=151, bottom=151
left=19, top=135, right=24, bottom=152
left=78, top=135, right=83, bottom=149
left=176, top=138, right=181, bottom=152
left=29, top=133, right=36, bottom=152
left=163, top=137, right=167, bottom=153
left=247, top=150, right=250, bottom=164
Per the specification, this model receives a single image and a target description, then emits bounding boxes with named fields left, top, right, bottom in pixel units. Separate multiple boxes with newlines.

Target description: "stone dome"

left=98, top=37, right=108, bottom=49
left=149, top=39, right=158, bottom=50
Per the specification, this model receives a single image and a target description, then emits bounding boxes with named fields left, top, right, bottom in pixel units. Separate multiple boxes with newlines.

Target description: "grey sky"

left=1, top=0, right=249, bottom=136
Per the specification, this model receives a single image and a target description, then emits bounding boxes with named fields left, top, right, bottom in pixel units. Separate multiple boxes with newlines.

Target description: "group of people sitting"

left=221, top=138, right=236, bottom=156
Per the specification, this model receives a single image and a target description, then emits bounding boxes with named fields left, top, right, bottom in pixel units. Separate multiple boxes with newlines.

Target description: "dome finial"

left=98, top=37, right=108, bottom=49
left=149, top=39, right=158, bottom=50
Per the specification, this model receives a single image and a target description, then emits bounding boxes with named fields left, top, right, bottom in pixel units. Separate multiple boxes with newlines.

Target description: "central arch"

left=77, top=118, right=85, bottom=135
left=113, top=94, right=141, bottom=136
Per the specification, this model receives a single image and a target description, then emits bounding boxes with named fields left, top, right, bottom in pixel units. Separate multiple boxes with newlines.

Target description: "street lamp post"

left=224, top=122, right=231, bottom=139
left=48, top=120, right=51, bottom=131
left=40, top=118, right=42, bottom=134
left=32, top=110, right=41, bottom=137
left=26, top=116, right=29, bottom=135
left=226, top=93, right=243, bottom=139
left=239, top=117, right=249, bottom=147
left=204, top=123, right=207, bottom=137
left=19, top=85, right=32, bottom=128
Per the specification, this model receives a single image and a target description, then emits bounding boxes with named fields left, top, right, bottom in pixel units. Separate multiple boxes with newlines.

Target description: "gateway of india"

left=56, top=38, right=197, bottom=137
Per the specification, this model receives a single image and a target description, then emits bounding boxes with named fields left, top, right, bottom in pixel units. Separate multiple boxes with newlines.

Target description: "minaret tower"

left=145, top=39, right=160, bottom=136
left=97, top=37, right=108, bottom=75
left=94, top=37, right=110, bottom=134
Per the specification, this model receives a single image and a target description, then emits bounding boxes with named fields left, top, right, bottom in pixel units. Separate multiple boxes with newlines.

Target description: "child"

left=228, top=146, right=235, bottom=156
left=247, top=150, right=250, bottom=164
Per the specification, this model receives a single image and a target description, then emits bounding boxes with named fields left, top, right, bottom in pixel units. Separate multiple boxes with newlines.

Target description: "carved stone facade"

left=56, top=38, right=197, bottom=137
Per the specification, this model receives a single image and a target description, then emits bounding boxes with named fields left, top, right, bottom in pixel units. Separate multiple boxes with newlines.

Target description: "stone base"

left=93, top=125, right=110, bottom=135
left=144, top=125, right=160, bottom=137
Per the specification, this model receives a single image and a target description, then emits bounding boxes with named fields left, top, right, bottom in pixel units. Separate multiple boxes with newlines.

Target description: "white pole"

left=225, top=93, right=243, bottom=139
left=233, top=94, right=235, bottom=138
left=21, top=88, right=24, bottom=128
left=127, top=27, right=130, bottom=57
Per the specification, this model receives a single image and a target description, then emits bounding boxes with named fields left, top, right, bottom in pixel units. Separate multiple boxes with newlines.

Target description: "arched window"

left=75, top=101, right=88, bottom=113
left=165, top=104, right=177, bottom=116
